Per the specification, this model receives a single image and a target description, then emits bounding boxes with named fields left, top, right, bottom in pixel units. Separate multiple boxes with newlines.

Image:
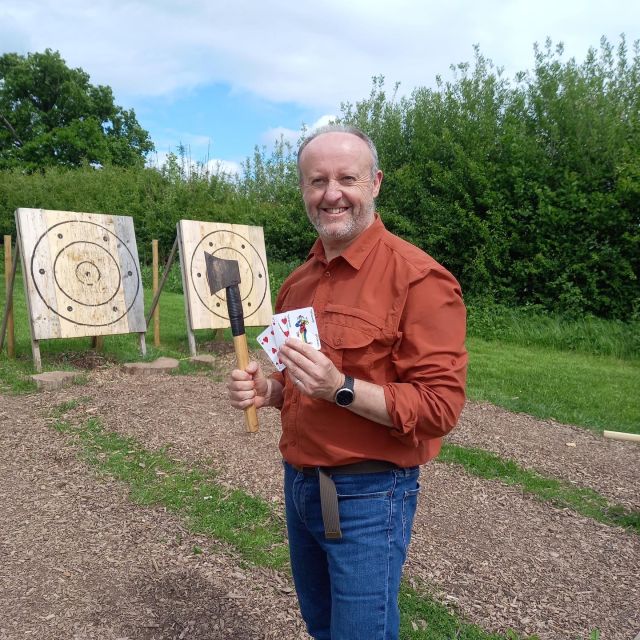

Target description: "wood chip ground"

left=0, top=356, right=638, bottom=639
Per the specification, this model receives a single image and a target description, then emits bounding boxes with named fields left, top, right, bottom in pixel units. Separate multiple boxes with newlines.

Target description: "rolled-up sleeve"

left=383, top=267, right=467, bottom=446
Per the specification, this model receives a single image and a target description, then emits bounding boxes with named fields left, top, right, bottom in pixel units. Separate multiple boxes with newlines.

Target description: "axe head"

left=204, top=252, right=241, bottom=295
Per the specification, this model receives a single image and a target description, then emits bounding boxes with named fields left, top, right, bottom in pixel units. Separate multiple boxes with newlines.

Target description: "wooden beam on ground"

left=603, top=430, right=640, bottom=443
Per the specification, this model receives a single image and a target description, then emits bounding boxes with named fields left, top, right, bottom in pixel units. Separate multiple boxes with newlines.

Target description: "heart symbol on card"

left=284, top=330, right=290, bottom=337
left=271, top=347, right=277, bottom=354
left=281, top=318, right=288, bottom=325
left=262, top=337, right=269, bottom=344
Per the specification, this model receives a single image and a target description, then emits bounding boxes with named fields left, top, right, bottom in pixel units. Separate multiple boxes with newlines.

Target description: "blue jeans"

left=284, top=461, right=420, bottom=640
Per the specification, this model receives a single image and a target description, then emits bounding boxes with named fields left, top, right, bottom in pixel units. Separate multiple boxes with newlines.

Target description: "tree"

left=0, top=49, right=153, bottom=170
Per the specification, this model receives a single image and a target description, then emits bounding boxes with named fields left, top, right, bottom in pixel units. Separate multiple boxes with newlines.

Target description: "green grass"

left=466, top=337, right=640, bottom=434
left=466, top=299, right=639, bottom=361
left=53, top=415, right=288, bottom=568
left=50, top=409, right=545, bottom=640
left=399, top=585, right=536, bottom=639
left=439, top=443, right=640, bottom=533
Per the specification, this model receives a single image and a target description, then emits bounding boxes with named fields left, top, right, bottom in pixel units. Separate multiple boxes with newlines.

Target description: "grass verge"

left=439, top=443, right=640, bottom=534
left=466, top=337, right=640, bottom=434
left=53, top=413, right=288, bottom=569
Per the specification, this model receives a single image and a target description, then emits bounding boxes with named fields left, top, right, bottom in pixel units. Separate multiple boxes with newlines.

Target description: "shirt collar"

left=308, top=214, right=385, bottom=270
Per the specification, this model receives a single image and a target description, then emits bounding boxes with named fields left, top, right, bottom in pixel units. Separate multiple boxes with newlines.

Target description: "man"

left=228, top=124, right=467, bottom=639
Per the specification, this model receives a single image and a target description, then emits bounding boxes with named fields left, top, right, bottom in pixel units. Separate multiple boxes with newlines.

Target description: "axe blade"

left=204, top=252, right=241, bottom=295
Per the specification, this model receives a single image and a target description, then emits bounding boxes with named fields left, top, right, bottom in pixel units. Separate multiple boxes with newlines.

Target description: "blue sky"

left=1, top=0, right=637, bottom=174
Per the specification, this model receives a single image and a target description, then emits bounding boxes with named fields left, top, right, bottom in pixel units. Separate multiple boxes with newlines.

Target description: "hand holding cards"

left=256, top=307, right=321, bottom=370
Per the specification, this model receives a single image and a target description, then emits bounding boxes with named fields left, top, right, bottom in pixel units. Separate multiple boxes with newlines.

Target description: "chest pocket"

left=321, top=304, right=395, bottom=377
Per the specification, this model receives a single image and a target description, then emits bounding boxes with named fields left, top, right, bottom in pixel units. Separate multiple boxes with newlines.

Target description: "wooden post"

left=152, top=239, right=160, bottom=347
left=3, top=235, right=14, bottom=358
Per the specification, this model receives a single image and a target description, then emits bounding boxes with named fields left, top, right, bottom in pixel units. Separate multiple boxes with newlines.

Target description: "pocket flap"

left=323, top=325, right=374, bottom=350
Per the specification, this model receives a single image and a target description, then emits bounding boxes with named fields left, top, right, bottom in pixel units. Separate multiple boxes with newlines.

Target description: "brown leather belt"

left=291, top=460, right=399, bottom=540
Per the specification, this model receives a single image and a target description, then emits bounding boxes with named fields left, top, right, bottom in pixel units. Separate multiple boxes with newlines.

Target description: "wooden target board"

left=178, top=220, right=273, bottom=331
left=15, top=208, right=146, bottom=340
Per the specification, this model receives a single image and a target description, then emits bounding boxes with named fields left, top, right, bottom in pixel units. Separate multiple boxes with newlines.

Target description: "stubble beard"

left=308, top=200, right=376, bottom=245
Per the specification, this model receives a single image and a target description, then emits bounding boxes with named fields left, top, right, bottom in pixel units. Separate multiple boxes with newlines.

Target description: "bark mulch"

left=0, top=361, right=638, bottom=639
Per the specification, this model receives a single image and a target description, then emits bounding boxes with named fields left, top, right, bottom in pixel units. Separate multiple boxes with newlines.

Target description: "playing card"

left=256, top=325, right=285, bottom=371
left=288, top=307, right=321, bottom=350
left=257, top=307, right=321, bottom=372
left=272, top=311, right=292, bottom=349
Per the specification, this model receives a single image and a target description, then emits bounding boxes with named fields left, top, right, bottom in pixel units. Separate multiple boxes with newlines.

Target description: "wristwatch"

left=334, top=375, right=355, bottom=407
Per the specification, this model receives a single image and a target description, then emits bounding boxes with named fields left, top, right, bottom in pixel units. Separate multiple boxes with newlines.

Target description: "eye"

left=310, top=177, right=328, bottom=188
left=340, top=176, right=357, bottom=186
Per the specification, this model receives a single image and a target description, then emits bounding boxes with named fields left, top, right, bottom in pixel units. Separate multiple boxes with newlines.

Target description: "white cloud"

left=146, top=151, right=241, bottom=177
left=2, top=0, right=636, bottom=110
left=308, top=115, right=339, bottom=132
left=3, top=0, right=637, bottom=167
left=260, top=126, right=300, bottom=148
left=260, top=115, right=338, bottom=148
left=204, top=158, right=242, bottom=177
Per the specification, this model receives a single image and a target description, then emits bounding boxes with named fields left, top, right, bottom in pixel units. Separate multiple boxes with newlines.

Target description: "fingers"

left=227, top=361, right=265, bottom=410
left=279, top=338, right=341, bottom=401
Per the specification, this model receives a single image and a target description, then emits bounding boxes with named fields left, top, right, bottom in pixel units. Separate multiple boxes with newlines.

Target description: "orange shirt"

left=271, top=215, right=467, bottom=468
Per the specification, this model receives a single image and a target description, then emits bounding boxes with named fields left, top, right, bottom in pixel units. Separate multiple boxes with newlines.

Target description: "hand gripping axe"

left=204, top=252, right=259, bottom=432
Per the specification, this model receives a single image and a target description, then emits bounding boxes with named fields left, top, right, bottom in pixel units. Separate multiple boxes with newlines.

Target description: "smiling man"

left=227, top=124, right=468, bottom=640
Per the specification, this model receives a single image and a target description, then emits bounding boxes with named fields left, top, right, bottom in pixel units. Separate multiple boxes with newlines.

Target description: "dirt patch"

left=0, top=362, right=638, bottom=640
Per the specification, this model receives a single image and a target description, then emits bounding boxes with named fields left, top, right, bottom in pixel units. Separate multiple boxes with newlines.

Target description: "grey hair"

left=296, top=124, right=379, bottom=182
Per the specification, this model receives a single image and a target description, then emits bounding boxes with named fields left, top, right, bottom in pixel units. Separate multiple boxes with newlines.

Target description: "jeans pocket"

left=402, top=485, right=420, bottom=549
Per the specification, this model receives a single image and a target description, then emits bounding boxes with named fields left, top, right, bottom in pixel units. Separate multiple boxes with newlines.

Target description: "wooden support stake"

left=146, top=236, right=178, bottom=325
left=152, top=239, right=160, bottom=347
left=3, top=235, right=15, bottom=357
left=91, top=335, right=104, bottom=351
left=603, top=430, right=640, bottom=443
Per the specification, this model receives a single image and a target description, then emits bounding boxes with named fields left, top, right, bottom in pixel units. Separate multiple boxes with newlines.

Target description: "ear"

left=372, top=170, right=383, bottom=197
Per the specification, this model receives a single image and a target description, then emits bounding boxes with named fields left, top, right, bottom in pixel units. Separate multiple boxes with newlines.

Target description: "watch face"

left=336, top=388, right=355, bottom=407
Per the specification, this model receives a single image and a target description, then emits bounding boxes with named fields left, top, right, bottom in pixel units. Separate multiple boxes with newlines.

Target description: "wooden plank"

left=16, top=208, right=62, bottom=340
left=177, top=224, right=197, bottom=356
left=178, top=220, right=273, bottom=331
left=603, top=430, right=640, bottom=443
left=113, top=213, right=146, bottom=333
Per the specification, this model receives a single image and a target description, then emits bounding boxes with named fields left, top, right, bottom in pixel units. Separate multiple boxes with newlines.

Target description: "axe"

left=204, top=253, right=259, bottom=433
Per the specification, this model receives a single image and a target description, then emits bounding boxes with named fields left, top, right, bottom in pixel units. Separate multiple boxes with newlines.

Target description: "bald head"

left=297, top=124, right=379, bottom=182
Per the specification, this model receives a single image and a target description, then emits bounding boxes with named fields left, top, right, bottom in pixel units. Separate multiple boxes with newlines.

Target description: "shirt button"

left=335, top=337, right=342, bottom=345
left=324, top=271, right=331, bottom=277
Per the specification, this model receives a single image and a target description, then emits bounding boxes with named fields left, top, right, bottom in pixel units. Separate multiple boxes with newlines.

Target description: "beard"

left=307, top=200, right=376, bottom=245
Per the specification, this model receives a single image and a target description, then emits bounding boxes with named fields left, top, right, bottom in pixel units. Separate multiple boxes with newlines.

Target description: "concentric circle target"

left=190, top=230, right=268, bottom=321
left=30, top=220, right=141, bottom=326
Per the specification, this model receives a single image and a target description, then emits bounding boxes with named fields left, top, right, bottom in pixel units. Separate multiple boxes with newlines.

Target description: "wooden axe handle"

left=233, top=333, right=259, bottom=433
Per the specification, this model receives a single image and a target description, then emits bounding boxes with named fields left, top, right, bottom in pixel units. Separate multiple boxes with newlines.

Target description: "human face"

left=298, top=132, right=383, bottom=258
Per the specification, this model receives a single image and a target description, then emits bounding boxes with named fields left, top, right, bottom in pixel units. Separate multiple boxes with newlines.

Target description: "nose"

left=324, top=180, right=343, bottom=202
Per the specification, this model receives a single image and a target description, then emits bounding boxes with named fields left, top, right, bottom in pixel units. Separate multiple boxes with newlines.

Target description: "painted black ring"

left=190, top=230, right=268, bottom=321
left=54, top=242, right=121, bottom=307
left=30, top=220, right=141, bottom=327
